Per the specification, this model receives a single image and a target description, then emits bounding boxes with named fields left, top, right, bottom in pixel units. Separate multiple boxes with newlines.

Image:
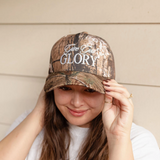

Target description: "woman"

left=1, top=32, right=160, bottom=160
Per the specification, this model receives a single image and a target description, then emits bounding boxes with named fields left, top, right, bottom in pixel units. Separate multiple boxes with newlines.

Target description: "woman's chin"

left=67, top=120, right=90, bottom=128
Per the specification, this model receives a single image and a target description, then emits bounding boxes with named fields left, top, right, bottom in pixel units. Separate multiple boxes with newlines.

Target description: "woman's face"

left=54, top=85, right=105, bottom=128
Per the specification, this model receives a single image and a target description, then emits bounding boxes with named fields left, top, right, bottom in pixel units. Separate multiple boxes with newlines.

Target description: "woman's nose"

left=70, top=91, right=84, bottom=108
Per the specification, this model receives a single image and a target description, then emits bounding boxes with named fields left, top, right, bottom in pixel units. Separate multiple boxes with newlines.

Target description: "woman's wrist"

left=31, top=107, right=44, bottom=133
left=106, top=133, right=134, bottom=160
left=108, top=139, right=134, bottom=160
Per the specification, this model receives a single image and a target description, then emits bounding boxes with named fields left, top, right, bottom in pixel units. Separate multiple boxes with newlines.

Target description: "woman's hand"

left=32, top=85, right=46, bottom=128
left=102, top=79, right=134, bottom=139
left=34, top=86, right=46, bottom=112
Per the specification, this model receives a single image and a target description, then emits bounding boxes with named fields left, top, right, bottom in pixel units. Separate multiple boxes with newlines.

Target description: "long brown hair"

left=39, top=90, right=109, bottom=160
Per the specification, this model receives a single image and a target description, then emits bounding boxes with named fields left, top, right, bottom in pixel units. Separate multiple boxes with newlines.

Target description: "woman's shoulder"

left=131, top=122, right=160, bottom=160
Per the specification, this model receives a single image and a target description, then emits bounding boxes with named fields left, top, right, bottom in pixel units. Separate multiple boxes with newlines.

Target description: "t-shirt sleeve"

left=131, top=123, right=160, bottom=160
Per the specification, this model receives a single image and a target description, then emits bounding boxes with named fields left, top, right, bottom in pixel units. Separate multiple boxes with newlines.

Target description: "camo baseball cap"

left=44, top=31, right=115, bottom=94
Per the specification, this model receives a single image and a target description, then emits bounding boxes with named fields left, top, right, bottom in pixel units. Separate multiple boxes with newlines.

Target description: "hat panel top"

left=49, top=32, right=115, bottom=79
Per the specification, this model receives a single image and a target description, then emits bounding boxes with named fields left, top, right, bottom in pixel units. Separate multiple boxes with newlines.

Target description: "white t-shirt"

left=5, top=109, right=160, bottom=160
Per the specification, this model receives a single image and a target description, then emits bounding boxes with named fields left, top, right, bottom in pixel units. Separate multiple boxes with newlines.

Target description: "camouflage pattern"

left=44, top=32, right=115, bottom=94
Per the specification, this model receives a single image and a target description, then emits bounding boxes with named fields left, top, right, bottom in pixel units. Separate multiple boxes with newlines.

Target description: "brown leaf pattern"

left=44, top=32, right=115, bottom=93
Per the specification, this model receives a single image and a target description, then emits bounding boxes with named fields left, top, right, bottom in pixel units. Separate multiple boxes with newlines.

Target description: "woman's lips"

left=67, top=107, right=88, bottom=117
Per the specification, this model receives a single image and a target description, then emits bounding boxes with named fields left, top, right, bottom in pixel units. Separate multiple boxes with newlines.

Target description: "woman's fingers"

left=103, top=85, right=129, bottom=98
left=105, top=90, right=134, bottom=112
left=103, top=80, right=134, bottom=109
left=103, top=80, right=133, bottom=106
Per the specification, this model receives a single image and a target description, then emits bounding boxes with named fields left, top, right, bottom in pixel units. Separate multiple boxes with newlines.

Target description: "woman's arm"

left=0, top=88, right=45, bottom=160
left=107, top=134, right=134, bottom=160
left=0, top=109, right=43, bottom=160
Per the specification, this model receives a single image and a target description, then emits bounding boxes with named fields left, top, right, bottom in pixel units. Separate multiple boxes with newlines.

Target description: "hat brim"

left=44, top=71, right=109, bottom=94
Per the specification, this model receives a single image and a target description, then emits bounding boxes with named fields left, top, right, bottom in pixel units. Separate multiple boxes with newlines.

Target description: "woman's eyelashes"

left=85, top=88, right=96, bottom=93
left=58, top=86, right=71, bottom=91
left=58, top=86, right=96, bottom=93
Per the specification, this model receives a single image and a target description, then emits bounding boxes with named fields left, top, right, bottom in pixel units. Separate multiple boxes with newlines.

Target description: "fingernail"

left=104, top=84, right=110, bottom=87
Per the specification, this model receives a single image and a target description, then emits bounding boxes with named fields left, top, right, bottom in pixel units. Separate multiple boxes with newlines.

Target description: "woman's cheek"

left=87, top=94, right=104, bottom=109
left=54, top=89, right=71, bottom=105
